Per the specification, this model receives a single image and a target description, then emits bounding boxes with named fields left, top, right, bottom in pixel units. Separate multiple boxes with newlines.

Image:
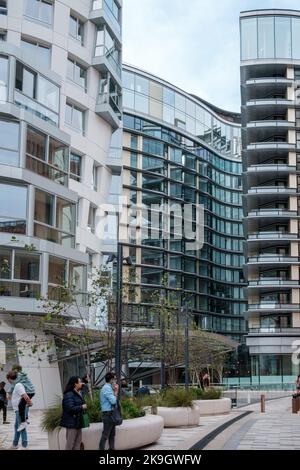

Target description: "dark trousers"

left=0, top=401, right=7, bottom=422
left=99, top=412, right=116, bottom=450
left=19, top=393, right=34, bottom=423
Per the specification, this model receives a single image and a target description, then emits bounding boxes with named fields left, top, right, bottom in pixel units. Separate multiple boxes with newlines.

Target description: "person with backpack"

left=60, top=376, right=87, bottom=450
left=10, top=365, right=35, bottom=432
left=99, top=372, right=119, bottom=451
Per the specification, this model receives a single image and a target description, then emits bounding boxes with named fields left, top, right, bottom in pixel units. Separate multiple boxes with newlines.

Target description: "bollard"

left=260, top=394, right=265, bottom=413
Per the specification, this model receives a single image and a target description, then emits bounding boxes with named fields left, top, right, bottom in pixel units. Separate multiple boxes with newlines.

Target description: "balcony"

left=246, top=77, right=293, bottom=87
left=248, top=232, right=298, bottom=240
left=246, top=98, right=292, bottom=107
left=248, top=327, right=300, bottom=335
left=96, top=91, right=122, bottom=130
left=246, top=142, right=294, bottom=152
left=92, top=45, right=122, bottom=85
left=247, top=255, right=299, bottom=264
left=247, top=209, right=297, bottom=218
left=248, top=279, right=299, bottom=287
left=247, top=186, right=296, bottom=195
left=248, top=303, right=300, bottom=313
left=247, top=164, right=295, bottom=173
left=90, top=0, right=122, bottom=42
left=246, top=120, right=292, bottom=130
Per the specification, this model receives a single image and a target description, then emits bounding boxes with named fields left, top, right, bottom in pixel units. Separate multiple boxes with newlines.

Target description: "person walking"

left=60, top=376, right=87, bottom=450
left=10, top=364, right=35, bottom=432
left=295, top=375, right=300, bottom=394
left=81, top=374, right=91, bottom=400
left=99, top=372, right=119, bottom=451
left=6, top=371, right=32, bottom=450
left=0, top=381, right=9, bottom=424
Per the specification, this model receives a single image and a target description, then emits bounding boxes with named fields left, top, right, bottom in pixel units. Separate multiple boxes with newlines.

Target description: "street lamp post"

left=184, top=303, right=189, bottom=390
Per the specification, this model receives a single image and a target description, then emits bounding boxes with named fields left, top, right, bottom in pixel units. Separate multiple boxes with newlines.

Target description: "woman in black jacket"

left=60, top=376, right=87, bottom=450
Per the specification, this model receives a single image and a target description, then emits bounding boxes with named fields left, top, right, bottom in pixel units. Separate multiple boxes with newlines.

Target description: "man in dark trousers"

left=99, top=372, right=119, bottom=451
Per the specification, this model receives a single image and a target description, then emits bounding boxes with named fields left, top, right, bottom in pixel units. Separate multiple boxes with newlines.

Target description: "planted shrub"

left=157, top=387, right=194, bottom=408
left=190, top=387, right=222, bottom=400
left=85, top=393, right=102, bottom=423
left=121, top=398, right=145, bottom=419
left=41, top=400, right=63, bottom=432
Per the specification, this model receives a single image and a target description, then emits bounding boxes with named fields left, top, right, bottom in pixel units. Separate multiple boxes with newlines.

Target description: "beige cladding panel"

left=289, top=152, right=297, bottom=165
left=288, top=130, right=296, bottom=144
left=290, top=219, right=298, bottom=233
left=248, top=314, right=260, bottom=329
left=291, top=265, right=299, bottom=280
left=288, top=108, right=296, bottom=122
left=287, top=67, right=295, bottom=79
left=289, top=174, right=297, bottom=188
left=287, top=86, right=295, bottom=101
left=292, top=288, right=300, bottom=304
left=289, top=197, right=297, bottom=211
left=290, top=242, right=299, bottom=256
left=293, top=312, right=300, bottom=327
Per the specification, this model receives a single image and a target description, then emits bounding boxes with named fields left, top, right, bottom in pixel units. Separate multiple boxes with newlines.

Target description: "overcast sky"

left=123, top=0, right=300, bottom=112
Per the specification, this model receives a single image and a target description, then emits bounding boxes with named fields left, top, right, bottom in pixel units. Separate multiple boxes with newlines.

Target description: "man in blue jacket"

left=99, top=372, right=119, bottom=450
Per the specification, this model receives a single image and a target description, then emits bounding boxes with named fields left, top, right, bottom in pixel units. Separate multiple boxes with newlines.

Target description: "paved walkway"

left=0, top=409, right=48, bottom=450
left=1, top=397, right=299, bottom=450
left=206, top=396, right=300, bottom=450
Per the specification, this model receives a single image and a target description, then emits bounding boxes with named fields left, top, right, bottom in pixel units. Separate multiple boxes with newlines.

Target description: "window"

left=48, top=256, right=66, bottom=286
left=292, top=18, right=300, bottom=59
left=0, top=55, right=8, bottom=102
left=26, top=127, right=68, bottom=185
left=0, top=1, right=7, bottom=15
left=67, top=58, right=87, bottom=90
left=95, top=26, right=121, bottom=77
left=0, top=248, right=40, bottom=298
left=0, top=30, right=6, bottom=41
left=69, top=15, right=84, bottom=44
left=241, top=17, right=257, bottom=60
left=258, top=16, right=274, bottom=59
left=0, top=183, right=27, bottom=234
left=65, top=103, right=85, bottom=134
left=91, top=163, right=98, bottom=191
left=88, top=205, right=96, bottom=234
left=15, top=62, right=59, bottom=125
left=34, top=189, right=76, bottom=247
left=21, top=38, right=50, bottom=68
left=275, top=17, right=291, bottom=58
left=70, top=152, right=82, bottom=182
left=24, top=0, right=53, bottom=26
left=0, top=120, right=19, bottom=167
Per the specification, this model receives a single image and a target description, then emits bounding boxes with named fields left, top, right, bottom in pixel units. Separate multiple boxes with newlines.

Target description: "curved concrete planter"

left=155, top=406, right=200, bottom=428
left=48, top=415, right=164, bottom=450
left=192, top=398, right=231, bottom=416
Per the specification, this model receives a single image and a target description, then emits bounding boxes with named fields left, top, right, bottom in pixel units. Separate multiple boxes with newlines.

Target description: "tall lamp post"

left=182, top=294, right=194, bottom=390
left=107, top=214, right=133, bottom=395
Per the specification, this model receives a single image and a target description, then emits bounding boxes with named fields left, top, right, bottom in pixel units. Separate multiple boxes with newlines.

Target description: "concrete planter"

left=192, top=398, right=231, bottom=416
left=155, top=406, right=200, bottom=427
left=48, top=415, right=164, bottom=450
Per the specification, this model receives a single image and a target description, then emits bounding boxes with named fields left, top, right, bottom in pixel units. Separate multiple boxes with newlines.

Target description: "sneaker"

left=20, top=446, right=28, bottom=450
left=17, top=422, right=27, bottom=432
left=26, top=420, right=30, bottom=425
left=10, top=445, right=19, bottom=450
left=3, top=421, right=10, bottom=424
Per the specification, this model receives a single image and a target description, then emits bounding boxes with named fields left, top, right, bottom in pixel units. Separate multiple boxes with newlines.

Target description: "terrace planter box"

left=155, top=406, right=200, bottom=427
left=192, top=398, right=231, bottom=416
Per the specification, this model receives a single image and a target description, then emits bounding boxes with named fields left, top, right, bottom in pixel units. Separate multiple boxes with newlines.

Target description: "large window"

left=241, top=18, right=258, bottom=60
left=26, top=127, right=68, bottom=185
left=275, top=16, right=292, bottom=58
left=0, top=119, right=19, bottom=167
left=95, top=26, right=121, bottom=77
left=48, top=257, right=87, bottom=303
left=92, top=0, right=121, bottom=34
left=34, top=189, right=75, bottom=247
left=67, top=58, right=87, bottom=90
left=69, top=15, right=84, bottom=44
left=15, top=61, right=59, bottom=125
left=70, top=152, right=82, bottom=182
left=65, top=102, right=85, bottom=134
left=21, top=38, right=51, bottom=68
left=0, top=248, right=40, bottom=298
left=0, top=183, right=27, bottom=234
left=24, top=0, right=53, bottom=26
left=0, top=55, right=8, bottom=101
left=0, top=1, right=7, bottom=15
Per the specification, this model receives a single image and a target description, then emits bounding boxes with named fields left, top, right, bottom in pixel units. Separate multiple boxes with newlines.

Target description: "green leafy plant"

left=41, top=400, right=62, bottom=432
left=156, top=387, right=194, bottom=408
left=190, top=387, right=222, bottom=400
left=85, top=393, right=102, bottom=423
left=121, top=398, right=145, bottom=419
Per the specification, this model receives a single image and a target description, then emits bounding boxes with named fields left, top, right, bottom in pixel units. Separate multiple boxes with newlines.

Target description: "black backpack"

left=111, top=400, right=123, bottom=426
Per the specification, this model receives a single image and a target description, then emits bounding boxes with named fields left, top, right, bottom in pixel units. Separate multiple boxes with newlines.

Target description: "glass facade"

left=122, top=106, right=247, bottom=340
left=241, top=14, right=300, bottom=60
left=123, top=70, right=241, bottom=159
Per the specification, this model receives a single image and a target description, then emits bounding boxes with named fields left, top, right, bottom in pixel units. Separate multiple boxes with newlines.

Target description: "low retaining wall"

left=155, top=406, right=200, bottom=427
left=48, top=415, right=164, bottom=450
left=192, top=398, right=231, bottom=416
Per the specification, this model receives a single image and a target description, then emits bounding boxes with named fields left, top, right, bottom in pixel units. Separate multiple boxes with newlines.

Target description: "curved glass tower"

left=121, top=64, right=247, bottom=342
left=241, top=9, right=300, bottom=383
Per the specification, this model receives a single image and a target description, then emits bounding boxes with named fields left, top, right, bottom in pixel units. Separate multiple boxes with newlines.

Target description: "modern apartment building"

left=121, top=64, right=247, bottom=344
left=0, top=0, right=122, bottom=407
left=241, top=9, right=300, bottom=384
